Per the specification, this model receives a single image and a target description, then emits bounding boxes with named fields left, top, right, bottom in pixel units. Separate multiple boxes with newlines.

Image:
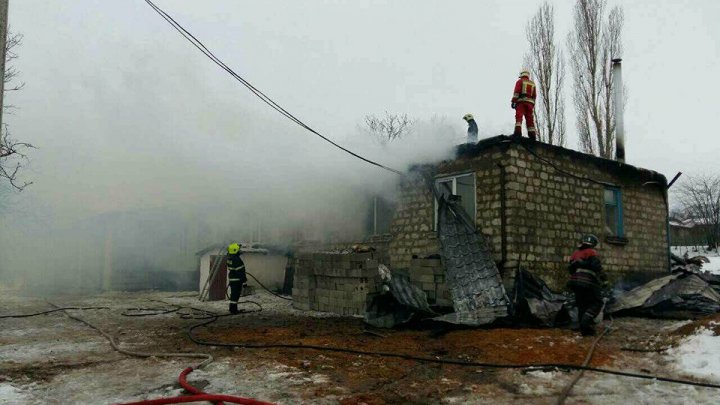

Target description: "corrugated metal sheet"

left=388, top=271, right=434, bottom=313
left=434, top=194, right=510, bottom=325
left=607, top=274, right=679, bottom=313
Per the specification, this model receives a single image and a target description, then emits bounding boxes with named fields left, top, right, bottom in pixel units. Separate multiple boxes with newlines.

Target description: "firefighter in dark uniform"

left=226, top=242, right=247, bottom=314
left=567, top=234, right=606, bottom=336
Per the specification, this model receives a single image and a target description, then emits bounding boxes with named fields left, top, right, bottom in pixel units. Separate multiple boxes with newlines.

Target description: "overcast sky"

left=5, top=0, right=720, bottom=221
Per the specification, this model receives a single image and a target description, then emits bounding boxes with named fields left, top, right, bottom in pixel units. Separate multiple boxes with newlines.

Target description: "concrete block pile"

left=409, top=257, right=452, bottom=307
left=292, top=252, right=379, bottom=315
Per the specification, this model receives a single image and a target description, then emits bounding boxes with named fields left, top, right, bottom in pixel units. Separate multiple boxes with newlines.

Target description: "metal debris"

left=434, top=193, right=510, bottom=325
left=609, top=272, right=720, bottom=319
left=511, top=267, right=571, bottom=327
left=364, top=266, right=435, bottom=328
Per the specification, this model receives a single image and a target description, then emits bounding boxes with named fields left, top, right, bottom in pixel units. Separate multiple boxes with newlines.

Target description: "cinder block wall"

left=387, top=169, right=440, bottom=270
left=292, top=252, right=379, bottom=315
left=504, top=143, right=668, bottom=288
left=388, top=152, right=507, bottom=270
left=409, top=258, right=452, bottom=306
left=387, top=139, right=669, bottom=292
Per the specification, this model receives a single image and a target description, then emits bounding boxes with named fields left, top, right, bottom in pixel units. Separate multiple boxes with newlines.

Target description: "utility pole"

left=0, top=0, right=8, bottom=132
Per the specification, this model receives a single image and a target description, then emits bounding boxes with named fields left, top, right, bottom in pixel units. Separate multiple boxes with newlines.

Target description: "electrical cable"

left=185, top=313, right=720, bottom=391
left=143, top=0, right=402, bottom=176
left=0, top=306, right=110, bottom=319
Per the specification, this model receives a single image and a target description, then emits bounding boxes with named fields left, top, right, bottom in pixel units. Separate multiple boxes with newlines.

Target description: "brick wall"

left=292, top=252, right=379, bottom=315
left=388, top=138, right=669, bottom=292
left=503, top=143, right=668, bottom=288
left=387, top=168, right=440, bottom=270
left=409, top=258, right=452, bottom=306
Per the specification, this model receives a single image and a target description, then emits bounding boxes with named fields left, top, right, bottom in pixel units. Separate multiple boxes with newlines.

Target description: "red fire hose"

left=116, top=367, right=275, bottom=405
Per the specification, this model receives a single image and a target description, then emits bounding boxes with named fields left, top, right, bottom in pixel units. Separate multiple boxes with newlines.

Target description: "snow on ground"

left=0, top=382, right=30, bottom=405
left=667, top=324, right=720, bottom=382
left=671, top=246, right=720, bottom=274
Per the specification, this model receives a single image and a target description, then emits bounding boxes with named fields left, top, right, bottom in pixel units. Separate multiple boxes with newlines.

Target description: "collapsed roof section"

left=433, top=191, right=510, bottom=326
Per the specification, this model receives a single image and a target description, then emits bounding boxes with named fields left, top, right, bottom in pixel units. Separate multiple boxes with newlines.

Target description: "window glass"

left=603, top=187, right=623, bottom=236
left=456, top=174, right=476, bottom=220
left=435, top=174, right=476, bottom=229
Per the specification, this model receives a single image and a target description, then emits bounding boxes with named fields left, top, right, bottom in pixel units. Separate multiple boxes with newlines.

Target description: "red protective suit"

left=511, top=76, right=537, bottom=139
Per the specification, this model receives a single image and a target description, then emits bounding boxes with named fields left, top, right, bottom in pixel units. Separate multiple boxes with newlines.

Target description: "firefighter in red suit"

left=511, top=70, right=537, bottom=140
left=567, top=234, right=606, bottom=336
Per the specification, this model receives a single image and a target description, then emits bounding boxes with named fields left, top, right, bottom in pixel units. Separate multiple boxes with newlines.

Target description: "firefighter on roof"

left=511, top=70, right=537, bottom=140
left=226, top=242, right=247, bottom=314
left=463, top=113, right=478, bottom=143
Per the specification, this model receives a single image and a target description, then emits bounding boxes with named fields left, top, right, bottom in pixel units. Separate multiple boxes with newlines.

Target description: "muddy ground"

left=0, top=290, right=717, bottom=404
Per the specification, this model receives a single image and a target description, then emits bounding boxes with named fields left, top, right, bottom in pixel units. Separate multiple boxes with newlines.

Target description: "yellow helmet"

left=519, top=69, right=530, bottom=78
left=463, top=113, right=474, bottom=121
left=227, top=243, right=241, bottom=254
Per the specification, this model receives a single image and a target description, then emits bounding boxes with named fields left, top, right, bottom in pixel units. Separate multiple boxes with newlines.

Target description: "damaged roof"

left=450, top=135, right=668, bottom=186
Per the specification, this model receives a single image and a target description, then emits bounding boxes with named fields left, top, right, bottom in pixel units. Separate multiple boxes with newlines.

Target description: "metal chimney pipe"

left=612, top=58, right=625, bottom=163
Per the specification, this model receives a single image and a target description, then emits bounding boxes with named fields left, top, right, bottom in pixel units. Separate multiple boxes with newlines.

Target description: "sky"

left=0, top=0, right=719, bottom=283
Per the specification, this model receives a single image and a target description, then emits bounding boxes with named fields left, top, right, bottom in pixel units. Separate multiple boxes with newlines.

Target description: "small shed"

left=196, top=244, right=289, bottom=301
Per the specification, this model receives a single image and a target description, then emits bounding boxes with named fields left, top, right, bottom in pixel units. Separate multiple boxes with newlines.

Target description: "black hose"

left=246, top=271, right=292, bottom=301
left=186, top=313, right=720, bottom=391
left=0, top=306, right=110, bottom=319
left=118, top=299, right=263, bottom=320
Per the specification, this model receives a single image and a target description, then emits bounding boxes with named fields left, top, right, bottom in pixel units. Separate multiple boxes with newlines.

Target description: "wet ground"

left=0, top=290, right=718, bottom=404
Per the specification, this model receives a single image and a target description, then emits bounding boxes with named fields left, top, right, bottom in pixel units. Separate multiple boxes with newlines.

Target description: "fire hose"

left=43, top=301, right=271, bottom=405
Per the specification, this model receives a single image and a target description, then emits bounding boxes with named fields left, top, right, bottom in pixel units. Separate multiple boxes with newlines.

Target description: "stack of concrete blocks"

left=409, top=257, right=452, bottom=307
left=292, top=252, right=379, bottom=315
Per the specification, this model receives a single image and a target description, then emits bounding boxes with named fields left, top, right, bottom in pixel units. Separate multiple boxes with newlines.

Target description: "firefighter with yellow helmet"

left=511, top=69, right=537, bottom=140
left=226, top=242, right=246, bottom=314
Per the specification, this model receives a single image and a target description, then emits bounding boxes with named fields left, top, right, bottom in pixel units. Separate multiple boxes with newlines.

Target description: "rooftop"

left=453, top=134, right=668, bottom=186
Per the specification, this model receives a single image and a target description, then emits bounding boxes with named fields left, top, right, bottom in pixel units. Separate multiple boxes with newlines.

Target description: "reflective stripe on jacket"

left=512, top=78, right=537, bottom=104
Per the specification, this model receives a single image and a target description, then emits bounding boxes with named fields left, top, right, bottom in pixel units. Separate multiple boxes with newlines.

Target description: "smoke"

left=0, top=1, right=497, bottom=294
left=0, top=39, right=463, bottom=293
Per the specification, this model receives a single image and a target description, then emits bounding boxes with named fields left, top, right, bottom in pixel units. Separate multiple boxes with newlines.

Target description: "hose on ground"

left=48, top=301, right=215, bottom=370
left=0, top=306, right=110, bottom=318
left=50, top=300, right=271, bottom=405
left=186, top=312, right=720, bottom=391
left=245, top=272, right=292, bottom=301
left=117, top=393, right=275, bottom=405
left=556, top=317, right=613, bottom=405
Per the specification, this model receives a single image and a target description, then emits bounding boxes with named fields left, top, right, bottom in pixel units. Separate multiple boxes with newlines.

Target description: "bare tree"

left=362, top=111, right=413, bottom=145
left=523, top=2, right=566, bottom=146
left=567, top=0, right=624, bottom=158
left=0, top=31, right=32, bottom=190
left=675, top=174, right=720, bottom=249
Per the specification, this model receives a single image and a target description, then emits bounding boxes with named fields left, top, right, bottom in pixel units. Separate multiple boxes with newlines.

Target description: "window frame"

left=434, top=173, right=477, bottom=230
left=603, top=187, right=625, bottom=237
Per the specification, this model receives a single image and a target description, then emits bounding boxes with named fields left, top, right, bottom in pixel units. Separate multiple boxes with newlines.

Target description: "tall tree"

left=362, top=111, right=413, bottom=146
left=567, top=0, right=624, bottom=158
left=524, top=2, right=566, bottom=146
left=675, top=174, right=720, bottom=249
left=0, top=31, right=32, bottom=191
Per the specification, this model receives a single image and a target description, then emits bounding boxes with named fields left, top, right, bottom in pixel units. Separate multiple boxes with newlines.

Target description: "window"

left=435, top=173, right=476, bottom=229
left=604, top=187, right=624, bottom=236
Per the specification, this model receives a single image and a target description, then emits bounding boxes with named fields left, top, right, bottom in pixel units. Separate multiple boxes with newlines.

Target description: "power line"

left=143, top=0, right=402, bottom=175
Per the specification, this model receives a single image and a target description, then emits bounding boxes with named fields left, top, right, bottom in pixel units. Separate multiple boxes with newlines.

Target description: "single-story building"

left=197, top=244, right=289, bottom=301
left=388, top=135, right=670, bottom=291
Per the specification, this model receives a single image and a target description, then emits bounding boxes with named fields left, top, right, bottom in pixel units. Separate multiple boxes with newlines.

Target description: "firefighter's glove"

left=511, top=102, right=517, bottom=109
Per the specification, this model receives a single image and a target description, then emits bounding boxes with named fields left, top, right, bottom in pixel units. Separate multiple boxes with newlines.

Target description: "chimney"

left=612, top=58, right=625, bottom=163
